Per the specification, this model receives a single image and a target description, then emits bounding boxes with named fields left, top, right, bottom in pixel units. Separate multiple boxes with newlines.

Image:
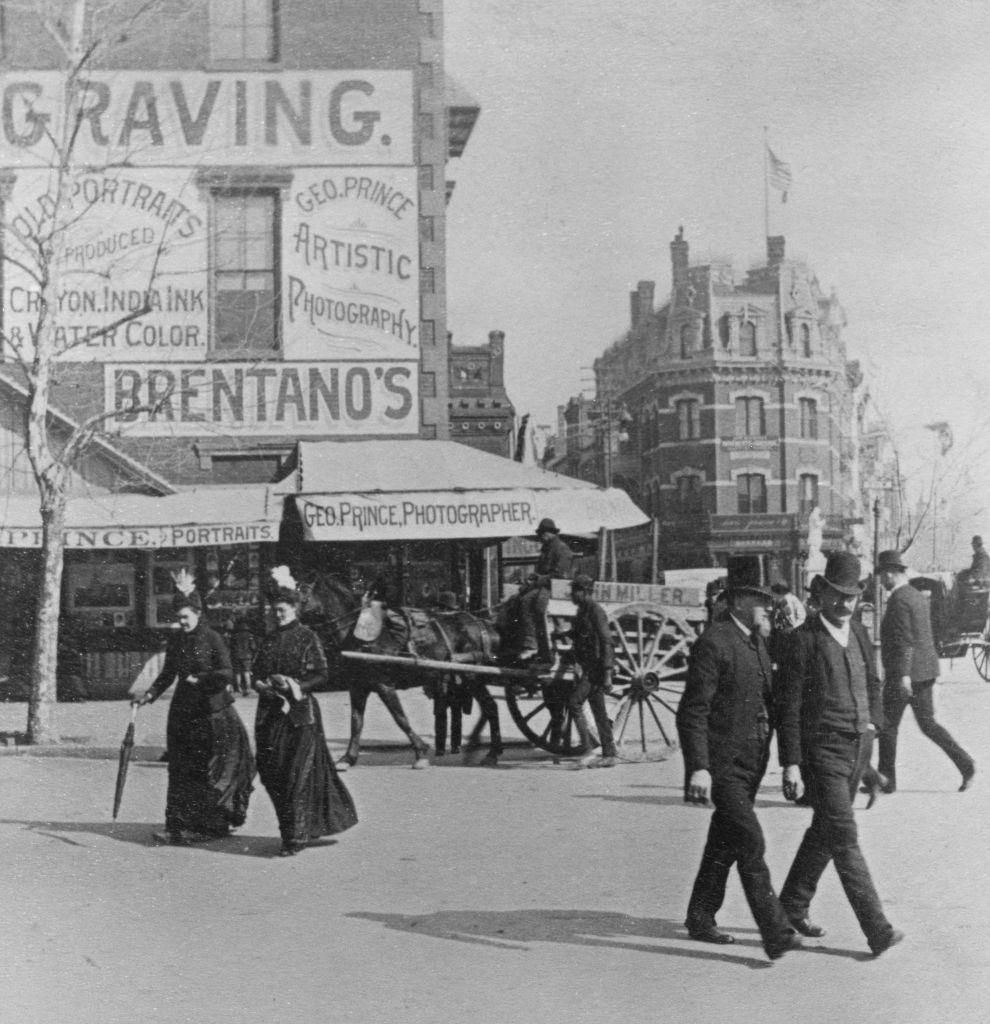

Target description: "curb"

left=0, top=737, right=535, bottom=761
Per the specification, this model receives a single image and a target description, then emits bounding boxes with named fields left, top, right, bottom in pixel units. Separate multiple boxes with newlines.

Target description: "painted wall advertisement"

left=0, top=71, right=419, bottom=437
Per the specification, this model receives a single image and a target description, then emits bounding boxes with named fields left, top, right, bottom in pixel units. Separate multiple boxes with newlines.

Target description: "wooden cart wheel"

left=503, top=672, right=586, bottom=756
left=972, top=619, right=990, bottom=681
left=606, top=602, right=693, bottom=762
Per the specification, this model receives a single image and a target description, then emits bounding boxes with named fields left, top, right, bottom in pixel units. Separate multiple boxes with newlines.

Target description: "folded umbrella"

left=112, top=704, right=138, bottom=820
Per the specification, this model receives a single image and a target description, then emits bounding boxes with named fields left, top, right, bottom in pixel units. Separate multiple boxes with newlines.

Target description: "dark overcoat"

left=676, top=618, right=773, bottom=777
left=880, top=584, right=940, bottom=683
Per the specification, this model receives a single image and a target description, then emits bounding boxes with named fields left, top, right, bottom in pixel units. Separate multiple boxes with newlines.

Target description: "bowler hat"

left=437, top=590, right=459, bottom=612
left=535, top=517, right=559, bottom=536
left=974, top=536, right=984, bottom=546
left=570, top=573, right=595, bottom=593
left=876, top=549, right=908, bottom=573
left=725, top=560, right=772, bottom=600
left=817, top=551, right=864, bottom=596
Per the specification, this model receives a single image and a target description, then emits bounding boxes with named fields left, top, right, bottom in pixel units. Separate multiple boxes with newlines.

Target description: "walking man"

left=876, top=549, right=976, bottom=793
left=676, top=561, right=800, bottom=960
left=567, top=574, right=618, bottom=768
left=776, top=552, right=904, bottom=956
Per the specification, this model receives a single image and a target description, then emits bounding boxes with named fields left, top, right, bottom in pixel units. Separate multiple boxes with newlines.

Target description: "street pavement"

left=2, top=664, right=989, bottom=1024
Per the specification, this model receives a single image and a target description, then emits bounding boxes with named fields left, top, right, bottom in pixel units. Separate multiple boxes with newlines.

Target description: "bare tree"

left=1, top=1, right=181, bottom=742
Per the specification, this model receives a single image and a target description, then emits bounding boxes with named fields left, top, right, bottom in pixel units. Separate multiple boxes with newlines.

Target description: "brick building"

left=447, top=329, right=516, bottom=457
left=0, top=0, right=478, bottom=691
left=590, top=228, right=865, bottom=586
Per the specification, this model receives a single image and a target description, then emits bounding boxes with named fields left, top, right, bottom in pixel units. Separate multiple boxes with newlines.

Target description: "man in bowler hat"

left=876, top=549, right=975, bottom=793
left=567, top=574, right=618, bottom=768
left=676, top=560, right=800, bottom=960
left=776, top=551, right=904, bottom=956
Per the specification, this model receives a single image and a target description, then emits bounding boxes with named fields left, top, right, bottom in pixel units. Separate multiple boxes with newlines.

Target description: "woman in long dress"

left=134, top=586, right=255, bottom=844
left=253, top=572, right=358, bottom=856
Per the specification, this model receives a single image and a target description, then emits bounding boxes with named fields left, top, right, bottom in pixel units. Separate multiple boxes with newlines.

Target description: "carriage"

left=909, top=571, right=990, bottom=679
left=318, top=574, right=707, bottom=765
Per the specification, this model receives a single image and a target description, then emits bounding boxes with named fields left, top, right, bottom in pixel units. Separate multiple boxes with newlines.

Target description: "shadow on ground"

left=348, top=907, right=869, bottom=964
left=0, top=818, right=292, bottom=858
left=346, top=908, right=779, bottom=967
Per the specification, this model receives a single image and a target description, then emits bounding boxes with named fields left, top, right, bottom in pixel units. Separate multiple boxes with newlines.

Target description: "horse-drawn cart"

left=334, top=577, right=706, bottom=763
left=909, top=572, right=990, bottom=680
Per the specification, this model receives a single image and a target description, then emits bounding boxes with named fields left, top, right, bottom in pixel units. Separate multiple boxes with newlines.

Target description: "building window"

left=680, top=323, right=692, bottom=359
left=798, top=473, right=819, bottom=518
left=209, top=0, right=277, bottom=62
left=212, top=191, right=278, bottom=354
left=676, top=475, right=703, bottom=511
left=735, top=396, right=765, bottom=437
left=719, top=315, right=730, bottom=349
left=799, top=397, right=818, bottom=439
left=737, top=473, right=767, bottom=514
left=739, top=321, right=756, bottom=356
left=800, top=323, right=812, bottom=357
left=675, top=398, right=700, bottom=440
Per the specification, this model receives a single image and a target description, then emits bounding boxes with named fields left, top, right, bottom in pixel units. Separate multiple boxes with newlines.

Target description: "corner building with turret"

left=597, top=230, right=863, bottom=585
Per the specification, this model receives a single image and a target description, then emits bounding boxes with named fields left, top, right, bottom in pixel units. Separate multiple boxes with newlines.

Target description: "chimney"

left=630, top=290, right=640, bottom=328
left=670, top=226, right=689, bottom=292
left=488, top=330, right=505, bottom=387
left=637, top=280, right=655, bottom=322
left=767, top=235, right=785, bottom=266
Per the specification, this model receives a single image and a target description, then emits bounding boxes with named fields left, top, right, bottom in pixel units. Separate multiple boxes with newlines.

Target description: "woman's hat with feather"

left=267, top=565, right=301, bottom=605
left=170, top=567, right=202, bottom=613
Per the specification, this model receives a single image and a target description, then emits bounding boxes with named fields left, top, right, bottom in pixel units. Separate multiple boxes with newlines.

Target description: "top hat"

left=816, top=551, right=865, bottom=596
left=570, top=573, right=595, bottom=592
left=535, top=517, right=560, bottom=536
left=973, top=536, right=984, bottom=546
left=876, top=549, right=908, bottom=573
left=725, top=560, right=772, bottom=600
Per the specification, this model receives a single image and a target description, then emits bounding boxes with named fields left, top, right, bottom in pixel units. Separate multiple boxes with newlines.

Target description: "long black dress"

left=253, top=619, right=357, bottom=847
left=146, top=622, right=255, bottom=836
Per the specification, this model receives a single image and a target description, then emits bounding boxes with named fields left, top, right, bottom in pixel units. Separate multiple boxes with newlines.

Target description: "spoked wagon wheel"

left=972, top=626, right=990, bottom=681
left=607, top=602, right=693, bottom=762
left=503, top=670, right=586, bottom=757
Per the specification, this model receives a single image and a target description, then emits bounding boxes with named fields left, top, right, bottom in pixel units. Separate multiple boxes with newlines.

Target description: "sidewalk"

left=0, top=687, right=539, bottom=761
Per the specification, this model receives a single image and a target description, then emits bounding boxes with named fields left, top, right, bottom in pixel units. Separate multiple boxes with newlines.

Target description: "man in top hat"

left=518, top=518, right=574, bottom=666
left=776, top=551, right=904, bottom=956
left=676, top=559, right=800, bottom=960
left=876, top=549, right=975, bottom=793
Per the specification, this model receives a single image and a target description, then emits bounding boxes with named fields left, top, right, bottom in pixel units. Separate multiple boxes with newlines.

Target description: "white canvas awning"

left=0, top=486, right=281, bottom=549
left=276, top=440, right=648, bottom=542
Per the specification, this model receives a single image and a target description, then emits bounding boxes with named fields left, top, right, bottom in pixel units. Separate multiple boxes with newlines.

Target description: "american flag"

left=766, top=145, right=792, bottom=202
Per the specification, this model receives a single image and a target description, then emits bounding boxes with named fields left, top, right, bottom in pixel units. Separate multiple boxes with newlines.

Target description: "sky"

left=444, top=0, right=990, bottom=558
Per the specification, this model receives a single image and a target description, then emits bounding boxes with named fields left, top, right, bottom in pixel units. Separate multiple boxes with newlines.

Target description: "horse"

left=299, top=573, right=504, bottom=769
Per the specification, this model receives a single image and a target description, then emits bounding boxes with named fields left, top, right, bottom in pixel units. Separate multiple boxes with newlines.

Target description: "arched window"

left=798, top=474, right=819, bottom=517
left=739, top=321, right=756, bottom=356
left=680, top=323, right=692, bottom=359
left=675, top=398, right=701, bottom=440
left=735, top=396, right=765, bottom=437
left=800, top=323, right=812, bottom=357
left=799, top=398, right=818, bottom=439
left=737, top=473, right=767, bottom=513
left=677, top=475, right=703, bottom=512
left=719, top=315, right=731, bottom=349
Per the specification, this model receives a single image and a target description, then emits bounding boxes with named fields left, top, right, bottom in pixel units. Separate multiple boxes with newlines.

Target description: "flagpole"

left=763, top=126, right=769, bottom=241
